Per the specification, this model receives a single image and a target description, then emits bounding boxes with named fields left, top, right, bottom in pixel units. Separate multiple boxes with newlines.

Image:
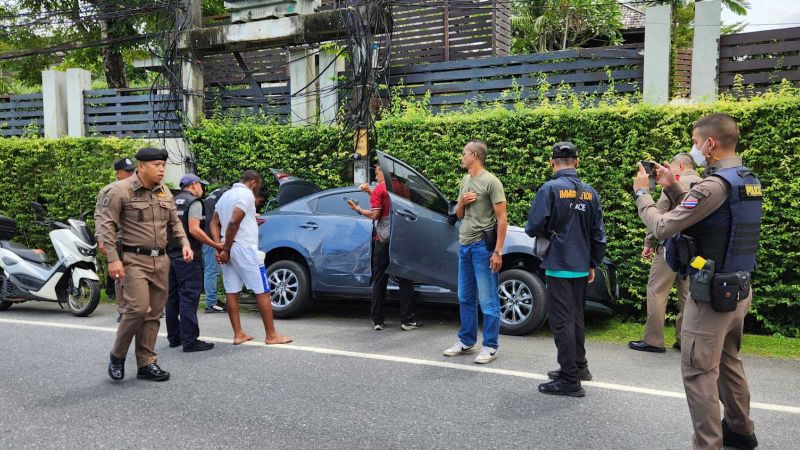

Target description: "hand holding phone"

left=640, top=160, right=656, bottom=178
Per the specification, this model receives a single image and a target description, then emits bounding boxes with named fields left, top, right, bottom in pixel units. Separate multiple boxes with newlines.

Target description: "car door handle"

left=396, top=210, right=417, bottom=221
left=299, top=222, right=319, bottom=230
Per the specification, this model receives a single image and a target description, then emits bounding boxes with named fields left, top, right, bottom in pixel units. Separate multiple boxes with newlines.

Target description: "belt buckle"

left=149, top=249, right=159, bottom=257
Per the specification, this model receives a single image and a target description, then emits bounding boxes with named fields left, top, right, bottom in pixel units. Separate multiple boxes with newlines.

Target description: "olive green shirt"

left=458, top=170, right=506, bottom=245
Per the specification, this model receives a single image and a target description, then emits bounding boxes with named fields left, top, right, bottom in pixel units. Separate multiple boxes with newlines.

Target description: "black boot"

left=136, top=363, right=170, bottom=381
left=108, top=354, right=125, bottom=381
left=722, top=420, right=758, bottom=450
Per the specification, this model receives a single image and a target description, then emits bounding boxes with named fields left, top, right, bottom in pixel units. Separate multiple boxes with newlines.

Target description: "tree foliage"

left=511, top=0, right=624, bottom=54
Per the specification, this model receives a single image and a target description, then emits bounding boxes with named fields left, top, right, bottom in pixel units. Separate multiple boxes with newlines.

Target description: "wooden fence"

left=204, top=84, right=291, bottom=122
left=389, top=45, right=643, bottom=111
left=0, top=93, right=44, bottom=137
left=719, top=26, right=800, bottom=94
left=83, top=87, right=182, bottom=138
left=674, top=48, right=692, bottom=97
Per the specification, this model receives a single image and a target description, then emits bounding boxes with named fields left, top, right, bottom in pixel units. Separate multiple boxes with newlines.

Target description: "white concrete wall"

left=691, top=0, right=721, bottom=103
left=643, top=4, right=672, bottom=104
left=42, top=70, right=67, bottom=138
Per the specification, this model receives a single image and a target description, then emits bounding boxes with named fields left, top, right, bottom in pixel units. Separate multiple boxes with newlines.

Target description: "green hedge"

left=0, top=137, right=144, bottom=250
left=185, top=118, right=352, bottom=197
left=187, top=93, right=800, bottom=337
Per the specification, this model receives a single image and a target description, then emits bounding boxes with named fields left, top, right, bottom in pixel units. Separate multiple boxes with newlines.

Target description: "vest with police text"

left=168, top=190, right=204, bottom=258
left=684, top=166, right=763, bottom=274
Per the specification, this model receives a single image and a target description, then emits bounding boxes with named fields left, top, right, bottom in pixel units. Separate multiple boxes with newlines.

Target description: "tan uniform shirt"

left=94, top=182, right=115, bottom=242
left=99, top=174, right=188, bottom=263
left=643, top=169, right=703, bottom=247
left=637, top=157, right=743, bottom=241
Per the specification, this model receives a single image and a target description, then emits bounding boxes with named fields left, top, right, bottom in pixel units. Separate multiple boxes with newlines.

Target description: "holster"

left=709, top=272, right=751, bottom=313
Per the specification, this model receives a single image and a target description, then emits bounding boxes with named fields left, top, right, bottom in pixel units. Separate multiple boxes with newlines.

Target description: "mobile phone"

left=344, top=197, right=358, bottom=206
left=640, top=160, right=656, bottom=177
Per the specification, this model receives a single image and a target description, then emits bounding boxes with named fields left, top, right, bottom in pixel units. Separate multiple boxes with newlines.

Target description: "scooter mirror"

left=78, top=210, right=90, bottom=221
left=31, top=202, right=47, bottom=215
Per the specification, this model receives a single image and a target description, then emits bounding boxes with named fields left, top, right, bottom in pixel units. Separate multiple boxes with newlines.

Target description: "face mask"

left=690, top=140, right=709, bottom=167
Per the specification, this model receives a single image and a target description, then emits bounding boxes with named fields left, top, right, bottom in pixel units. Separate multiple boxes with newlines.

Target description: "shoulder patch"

left=682, top=184, right=712, bottom=209
left=102, top=196, right=110, bottom=208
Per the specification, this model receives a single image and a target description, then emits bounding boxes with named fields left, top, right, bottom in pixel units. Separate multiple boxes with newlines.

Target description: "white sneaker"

left=474, top=347, right=498, bottom=364
left=443, top=341, right=477, bottom=356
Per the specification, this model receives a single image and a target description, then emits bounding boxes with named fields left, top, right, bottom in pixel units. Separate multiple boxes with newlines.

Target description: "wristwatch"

left=634, top=188, right=649, bottom=199
left=494, top=250, right=502, bottom=256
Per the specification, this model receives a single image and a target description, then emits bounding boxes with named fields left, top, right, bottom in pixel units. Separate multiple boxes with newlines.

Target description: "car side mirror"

left=447, top=200, right=458, bottom=226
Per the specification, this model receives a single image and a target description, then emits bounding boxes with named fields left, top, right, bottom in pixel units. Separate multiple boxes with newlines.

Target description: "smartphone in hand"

left=640, top=160, right=657, bottom=190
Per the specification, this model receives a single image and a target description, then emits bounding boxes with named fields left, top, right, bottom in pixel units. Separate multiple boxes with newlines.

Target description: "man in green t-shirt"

left=442, top=139, right=508, bottom=364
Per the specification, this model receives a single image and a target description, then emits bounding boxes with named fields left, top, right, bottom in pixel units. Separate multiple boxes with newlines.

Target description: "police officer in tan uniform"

left=629, top=153, right=702, bottom=353
left=634, top=114, right=760, bottom=450
left=101, top=147, right=192, bottom=382
left=94, top=157, right=135, bottom=323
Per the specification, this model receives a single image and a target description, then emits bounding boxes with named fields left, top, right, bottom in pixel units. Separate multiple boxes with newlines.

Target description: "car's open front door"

left=377, top=151, right=459, bottom=290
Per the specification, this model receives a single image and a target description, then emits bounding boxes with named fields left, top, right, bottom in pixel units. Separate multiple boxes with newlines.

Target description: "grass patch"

left=585, top=319, right=800, bottom=360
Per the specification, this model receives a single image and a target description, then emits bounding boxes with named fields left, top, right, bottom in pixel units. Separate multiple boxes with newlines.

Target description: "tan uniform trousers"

left=111, top=253, right=170, bottom=368
left=681, top=292, right=754, bottom=450
left=115, top=279, right=124, bottom=315
left=644, top=246, right=689, bottom=348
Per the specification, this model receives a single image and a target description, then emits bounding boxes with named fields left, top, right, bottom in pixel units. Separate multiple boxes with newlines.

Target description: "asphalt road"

left=1, top=299, right=798, bottom=449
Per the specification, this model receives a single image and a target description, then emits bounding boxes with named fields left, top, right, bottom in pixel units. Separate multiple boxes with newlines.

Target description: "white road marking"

left=2, top=317, right=798, bottom=415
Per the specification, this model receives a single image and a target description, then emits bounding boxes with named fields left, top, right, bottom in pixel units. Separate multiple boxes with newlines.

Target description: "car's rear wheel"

left=498, top=269, right=547, bottom=336
left=267, top=260, right=311, bottom=318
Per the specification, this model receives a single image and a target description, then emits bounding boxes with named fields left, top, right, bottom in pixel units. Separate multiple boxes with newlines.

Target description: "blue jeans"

left=202, top=245, right=220, bottom=309
left=457, top=241, right=501, bottom=350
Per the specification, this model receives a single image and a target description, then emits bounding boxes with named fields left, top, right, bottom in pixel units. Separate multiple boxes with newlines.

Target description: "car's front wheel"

left=266, top=260, right=311, bottom=318
left=498, top=269, right=547, bottom=336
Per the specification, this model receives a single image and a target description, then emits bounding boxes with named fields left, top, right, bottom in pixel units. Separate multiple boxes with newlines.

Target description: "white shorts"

left=221, top=245, right=270, bottom=295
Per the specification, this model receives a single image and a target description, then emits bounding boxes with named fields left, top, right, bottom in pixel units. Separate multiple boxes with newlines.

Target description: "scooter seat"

left=0, top=240, right=49, bottom=264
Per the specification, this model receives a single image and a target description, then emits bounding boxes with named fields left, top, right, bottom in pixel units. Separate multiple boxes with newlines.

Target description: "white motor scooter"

left=0, top=202, right=100, bottom=316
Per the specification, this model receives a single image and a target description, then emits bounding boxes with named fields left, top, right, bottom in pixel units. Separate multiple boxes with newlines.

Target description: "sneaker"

left=547, top=368, right=593, bottom=381
left=205, top=304, right=225, bottom=313
left=443, top=340, right=477, bottom=356
left=722, top=420, right=758, bottom=450
left=474, top=347, right=498, bottom=364
left=373, top=323, right=384, bottom=331
left=538, top=379, right=585, bottom=397
left=400, top=322, right=421, bottom=331
left=183, top=340, right=215, bottom=352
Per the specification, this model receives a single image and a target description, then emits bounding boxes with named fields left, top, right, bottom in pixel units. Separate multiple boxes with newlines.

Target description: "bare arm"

left=490, top=202, right=507, bottom=273
left=222, top=207, right=246, bottom=253
left=189, top=218, right=223, bottom=251
left=210, top=212, right=222, bottom=243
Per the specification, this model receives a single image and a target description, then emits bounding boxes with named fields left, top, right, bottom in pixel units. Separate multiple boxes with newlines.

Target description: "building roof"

left=621, top=3, right=645, bottom=30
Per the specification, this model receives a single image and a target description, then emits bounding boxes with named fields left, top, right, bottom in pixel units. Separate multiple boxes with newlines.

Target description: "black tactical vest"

left=168, top=190, right=204, bottom=258
left=684, top=166, right=763, bottom=274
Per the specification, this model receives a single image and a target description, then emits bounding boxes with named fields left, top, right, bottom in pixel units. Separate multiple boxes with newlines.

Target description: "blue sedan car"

left=259, top=151, right=617, bottom=335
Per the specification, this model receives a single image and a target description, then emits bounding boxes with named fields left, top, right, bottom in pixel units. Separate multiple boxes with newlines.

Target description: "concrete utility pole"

left=181, top=0, right=205, bottom=125
left=691, top=0, right=721, bottom=103
left=642, top=4, right=672, bottom=104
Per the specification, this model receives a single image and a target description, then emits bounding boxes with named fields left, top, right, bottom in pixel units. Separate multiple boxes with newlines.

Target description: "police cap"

left=552, top=141, right=578, bottom=159
left=135, top=147, right=169, bottom=162
left=113, top=157, right=135, bottom=172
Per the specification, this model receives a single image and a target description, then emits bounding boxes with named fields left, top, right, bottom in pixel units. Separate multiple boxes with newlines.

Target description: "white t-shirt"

left=215, top=183, right=259, bottom=248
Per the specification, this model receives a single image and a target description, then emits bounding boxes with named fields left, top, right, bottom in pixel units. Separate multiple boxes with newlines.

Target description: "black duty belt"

left=121, top=245, right=166, bottom=257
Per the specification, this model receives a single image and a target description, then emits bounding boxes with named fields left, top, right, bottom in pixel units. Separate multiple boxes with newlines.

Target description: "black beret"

left=113, top=157, right=135, bottom=171
left=135, top=147, right=168, bottom=162
left=552, top=141, right=578, bottom=158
